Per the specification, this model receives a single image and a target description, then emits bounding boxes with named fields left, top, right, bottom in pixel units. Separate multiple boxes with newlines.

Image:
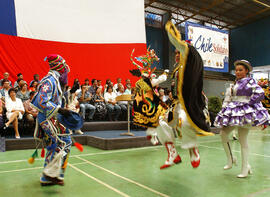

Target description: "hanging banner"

left=185, top=22, right=229, bottom=72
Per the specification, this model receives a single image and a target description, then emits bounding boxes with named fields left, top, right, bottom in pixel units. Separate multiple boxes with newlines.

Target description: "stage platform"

left=4, top=130, right=152, bottom=151
left=0, top=121, right=218, bottom=151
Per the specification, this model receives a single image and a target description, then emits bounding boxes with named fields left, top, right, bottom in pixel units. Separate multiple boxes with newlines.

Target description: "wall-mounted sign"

left=185, top=22, right=229, bottom=72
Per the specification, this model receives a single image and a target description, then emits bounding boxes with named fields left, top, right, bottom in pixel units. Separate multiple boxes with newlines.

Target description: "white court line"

left=0, top=138, right=265, bottom=166
left=0, top=139, right=221, bottom=165
left=76, top=156, right=170, bottom=197
left=0, top=166, right=42, bottom=174
left=0, top=145, right=163, bottom=165
left=0, top=159, right=28, bottom=164
left=69, top=163, right=130, bottom=197
left=0, top=161, right=87, bottom=174
left=198, top=144, right=270, bottom=158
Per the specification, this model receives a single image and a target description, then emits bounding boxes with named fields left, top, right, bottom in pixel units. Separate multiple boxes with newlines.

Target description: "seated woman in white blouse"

left=5, top=88, right=25, bottom=139
left=104, top=86, right=121, bottom=121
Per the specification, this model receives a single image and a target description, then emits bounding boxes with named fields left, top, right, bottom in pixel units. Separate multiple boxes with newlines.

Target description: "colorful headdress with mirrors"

left=130, top=47, right=159, bottom=77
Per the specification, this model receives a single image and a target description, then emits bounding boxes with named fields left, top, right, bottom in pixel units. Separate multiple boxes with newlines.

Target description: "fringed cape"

left=166, top=21, right=213, bottom=136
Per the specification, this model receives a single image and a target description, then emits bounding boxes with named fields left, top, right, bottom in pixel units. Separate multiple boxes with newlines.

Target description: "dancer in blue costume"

left=215, top=60, right=270, bottom=178
left=31, top=54, right=72, bottom=186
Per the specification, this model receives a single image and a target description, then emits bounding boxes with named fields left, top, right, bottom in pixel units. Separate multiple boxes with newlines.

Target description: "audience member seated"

left=16, top=83, right=30, bottom=103
left=166, top=90, right=173, bottom=106
left=124, top=83, right=132, bottom=94
left=104, top=79, right=112, bottom=94
left=84, top=78, right=91, bottom=91
left=72, top=78, right=81, bottom=94
left=65, top=83, right=83, bottom=134
left=78, top=84, right=96, bottom=121
left=0, top=99, right=4, bottom=130
left=113, top=77, right=123, bottom=93
left=29, top=81, right=38, bottom=92
left=0, top=79, right=11, bottom=105
left=14, top=79, right=27, bottom=92
left=104, top=86, right=121, bottom=121
left=4, top=88, right=25, bottom=139
left=97, top=79, right=103, bottom=91
left=89, top=79, right=97, bottom=95
left=93, top=86, right=107, bottom=120
left=159, top=88, right=168, bottom=103
left=125, top=79, right=131, bottom=88
left=29, top=74, right=40, bottom=87
left=116, top=85, right=128, bottom=120
left=0, top=72, right=12, bottom=87
left=23, top=91, right=38, bottom=128
left=13, top=73, right=24, bottom=89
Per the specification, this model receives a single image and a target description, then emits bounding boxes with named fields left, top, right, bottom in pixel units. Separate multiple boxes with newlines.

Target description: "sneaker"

left=43, top=173, right=64, bottom=186
left=40, top=176, right=54, bottom=186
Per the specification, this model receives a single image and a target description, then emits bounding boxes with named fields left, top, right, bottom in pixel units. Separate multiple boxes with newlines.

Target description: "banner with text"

left=185, top=22, right=229, bottom=72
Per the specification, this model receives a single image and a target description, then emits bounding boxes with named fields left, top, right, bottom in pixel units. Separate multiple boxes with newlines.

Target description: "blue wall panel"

left=146, top=26, right=163, bottom=69
left=230, top=16, right=270, bottom=68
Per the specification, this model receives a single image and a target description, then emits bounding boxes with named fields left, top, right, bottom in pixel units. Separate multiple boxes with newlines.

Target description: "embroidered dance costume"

left=156, top=21, right=213, bottom=169
left=214, top=60, right=270, bottom=178
left=215, top=77, right=270, bottom=127
left=31, top=54, right=72, bottom=186
left=130, top=21, right=213, bottom=169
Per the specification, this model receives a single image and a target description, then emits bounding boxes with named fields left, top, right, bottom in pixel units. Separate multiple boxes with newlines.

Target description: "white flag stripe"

left=14, top=0, right=146, bottom=44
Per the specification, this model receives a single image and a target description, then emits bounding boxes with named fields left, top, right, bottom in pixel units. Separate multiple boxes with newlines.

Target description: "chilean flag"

left=0, top=0, right=146, bottom=85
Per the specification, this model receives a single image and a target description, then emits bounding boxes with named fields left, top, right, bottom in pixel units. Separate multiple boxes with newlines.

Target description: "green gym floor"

left=1, top=128, right=270, bottom=197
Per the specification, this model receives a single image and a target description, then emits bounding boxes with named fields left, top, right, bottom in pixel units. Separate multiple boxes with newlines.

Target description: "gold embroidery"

left=135, top=78, right=152, bottom=94
left=166, top=21, right=214, bottom=137
left=142, top=104, right=156, bottom=116
left=133, top=105, right=165, bottom=127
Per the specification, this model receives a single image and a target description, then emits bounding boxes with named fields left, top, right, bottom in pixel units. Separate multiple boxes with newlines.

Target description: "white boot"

left=222, top=142, right=237, bottom=170
left=146, top=134, right=159, bottom=145
left=232, top=130, right=238, bottom=140
left=146, top=128, right=159, bottom=145
left=237, top=147, right=252, bottom=178
left=189, top=147, right=200, bottom=168
left=160, top=142, right=181, bottom=169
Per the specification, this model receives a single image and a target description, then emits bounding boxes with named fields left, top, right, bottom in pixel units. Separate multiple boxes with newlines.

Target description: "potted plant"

left=208, top=96, right=222, bottom=126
